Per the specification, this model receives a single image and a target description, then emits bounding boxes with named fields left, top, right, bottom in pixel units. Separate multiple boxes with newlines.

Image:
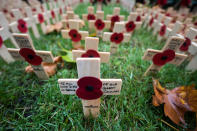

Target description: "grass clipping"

left=152, top=79, right=197, bottom=127
left=25, top=56, right=64, bottom=76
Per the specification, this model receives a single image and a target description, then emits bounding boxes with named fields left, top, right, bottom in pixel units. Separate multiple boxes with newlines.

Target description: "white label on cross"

left=186, top=42, right=197, bottom=72
left=72, top=37, right=110, bottom=63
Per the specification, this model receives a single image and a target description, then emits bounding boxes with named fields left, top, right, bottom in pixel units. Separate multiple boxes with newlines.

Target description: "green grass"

left=0, top=3, right=197, bottom=130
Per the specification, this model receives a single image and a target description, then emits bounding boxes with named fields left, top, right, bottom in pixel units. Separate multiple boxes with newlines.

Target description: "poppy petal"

left=125, top=21, right=136, bottom=32
left=0, top=36, right=3, bottom=48
left=81, top=49, right=100, bottom=58
left=159, top=25, right=166, bottom=36
left=17, top=19, right=28, bottom=33
left=179, top=37, right=191, bottom=51
left=95, top=19, right=105, bottom=30
left=87, top=14, right=96, bottom=20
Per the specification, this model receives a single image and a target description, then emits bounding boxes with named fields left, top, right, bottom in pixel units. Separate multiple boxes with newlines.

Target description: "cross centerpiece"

left=61, top=19, right=89, bottom=49
left=72, top=37, right=110, bottom=63
left=103, top=22, right=131, bottom=54
left=8, top=33, right=54, bottom=80
left=58, top=58, right=122, bottom=117
left=142, top=36, right=188, bottom=76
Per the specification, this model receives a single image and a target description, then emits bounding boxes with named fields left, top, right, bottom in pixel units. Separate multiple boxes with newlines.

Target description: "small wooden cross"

left=0, top=12, right=19, bottom=48
left=103, top=22, right=131, bottom=54
left=34, top=5, right=47, bottom=34
left=106, top=7, right=125, bottom=21
left=88, top=18, right=111, bottom=37
left=61, top=19, right=89, bottom=47
left=25, top=6, right=40, bottom=38
left=157, top=16, right=172, bottom=41
left=96, top=10, right=104, bottom=20
left=152, top=13, right=164, bottom=35
left=142, top=36, right=188, bottom=76
left=10, top=9, right=38, bottom=38
left=179, top=27, right=197, bottom=52
left=72, top=37, right=110, bottom=63
left=165, top=21, right=183, bottom=38
left=58, top=58, right=122, bottom=117
left=82, top=6, right=95, bottom=21
left=0, top=28, right=15, bottom=63
left=186, top=41, right=197, bottom=72
left=143, top=10, right=152, bottom=28
left=8, top=33, right=54, bottom=80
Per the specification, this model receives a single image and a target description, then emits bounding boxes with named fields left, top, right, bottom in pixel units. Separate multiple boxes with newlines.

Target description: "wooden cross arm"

left=103, top=32, right=131, bottom=43
left=8, top=48, right=54, bottom=63
left=82, top=14, right=88, bottom=21
left=135, top=22, right=142, bottom=29
left=143, top=49, right=188, bottom=65
left=61, top=30, right=89, bottom=40
left=186, top=27, right=197, bottom=40
left=72, top=50, right=110, bottom=63
left=127, top=12, right=138, bottom=21
left=58, top=79, right=122, bottom=95
left=0, top=28, right=10, bottom=40
left=162, top=36, right=185, bottom=51
left=88, top=20, right=111, bottom=29
left=106, top=15, right=125, bottom=21
left=188, top=42, right=197, bottom=55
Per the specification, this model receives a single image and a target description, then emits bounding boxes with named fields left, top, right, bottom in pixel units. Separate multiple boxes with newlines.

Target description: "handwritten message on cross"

left=72, top=37, right=110, bottom=63
left=61, top=19, right=89, bottom=48
left=103, top=22, right=131, bottom=54
left=8, top=33, right=54, bottom=80
left=58, top=58, right=122, bottom=117
left=142, top=36, right=188, bottom=76
left=165, top=21, right=183, bottom=38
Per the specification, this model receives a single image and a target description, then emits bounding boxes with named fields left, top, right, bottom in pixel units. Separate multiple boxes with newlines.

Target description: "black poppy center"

left=27, top=54, right=34, bottom=60
left=114, top=36, right=119, bottom=40
left=21, top=24, right=25, bottom=28
left=98, top=23, right=102, bottom=27
left=183, top=42, right=187, bottom=47
left=129, top=24, right=133, bottom=28
left=86, top=85, right=94, bottom=92
left=73, top=34, right=77, bottom=38
left=88, top=54, right=94, bottom=57
left=161, top=56, right=168, bottom=60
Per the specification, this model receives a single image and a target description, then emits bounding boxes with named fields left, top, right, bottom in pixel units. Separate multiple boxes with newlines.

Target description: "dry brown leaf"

left=152, top=79, right=197, bottom=127
left=46, top=25, right=55, bottom=34
left=54, top=22, right=63, bottom=32
left=25, top=56, right=64, bottom=77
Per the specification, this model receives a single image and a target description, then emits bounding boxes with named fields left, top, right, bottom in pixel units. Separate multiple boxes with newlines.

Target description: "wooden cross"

left=106, top=7, right=125, bottom=21
left=58, top=58, right=122, bottom=117
left=142, top=36, right=188, bottom=76
left=82, top=6, right=95, bottom=21
left=143, top=9, right=152, bottom=28
left=63, top=10, right=79, bottom=20
left=96, top=10, right=104, bottom=20
left=25, top=6, right=40, bottom=38
left=186, top=41, right=197, bottom=72
left=157, top=16, right=172, bottom=41
left=179, top=27, right=197, bottom=52
left=35, top=5, right=47, bottom=34
left=152, top=13, right=164, bottom=35
left=0, top=12, right=19, bottom=48
left=103, top=22, right=131, bottom=54
left=88, top=19, right=111, bottom=37
left=72, top=37, right=110, bottom=63
left=8, top=33, right=54, bottom=80
left=10, top=9, right=38, bottom=38
left=0, top=27, right=15, bottom=63
left=165, top=21, right=183, bottom=38
left=61, top=19, right=89, bottom=47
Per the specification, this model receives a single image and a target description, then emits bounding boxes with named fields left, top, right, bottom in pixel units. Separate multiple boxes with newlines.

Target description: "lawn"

left=0, top=3, right=196, bottom=130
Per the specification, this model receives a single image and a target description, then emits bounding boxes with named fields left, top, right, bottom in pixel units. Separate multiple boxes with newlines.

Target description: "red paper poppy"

left=149, top=17, right=154, bottom=26
left=59, top=8, right=63, bottom=15
left=68, top=29, right=82, bottom=42
left=110, top=33, right=124, bottom=44
left=95, top=19, right=105, bottom=30
left=154, top=14, right=158, bottom=19
left=97, top=0, right=103, bottom=2
left=81, top=50, right=100, bottom=58
left=38, top=13, right=44, bottom=23
left=32, top=8, right=36, bottom=12
left=152, top=49, right=175, bottom=66
left=111, top=15, right=120, bottom=23
left=194, top=22, right=197, bottom=26
left=87, top=14, right=96, bottom=20
left=17, top=19, right=28, bottom=33
left=136, top=16, right=141, bottom=21
left=179, top=37, right=191, bottom=51
left=19, top=48, right=42, bottom=66
left=181, top=0, right=191, bottom=6
left=125, top=21, right=136, bottom=32
left=51, top=10, right=55, bottom=19
left=76, top=76, right=103, bottom=100
left=116, top=0, right=120, bottom=3
left=10, top=12, right=14, bottom=18
left=159, top=25, right=166, bottom=36
left=3, top=9, right=8, bottom=14
left=157, top=0, right=167, bottom=6
left=0, top=36, right=3, bottom=48
left=165, top=13, right=170, bottom=16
